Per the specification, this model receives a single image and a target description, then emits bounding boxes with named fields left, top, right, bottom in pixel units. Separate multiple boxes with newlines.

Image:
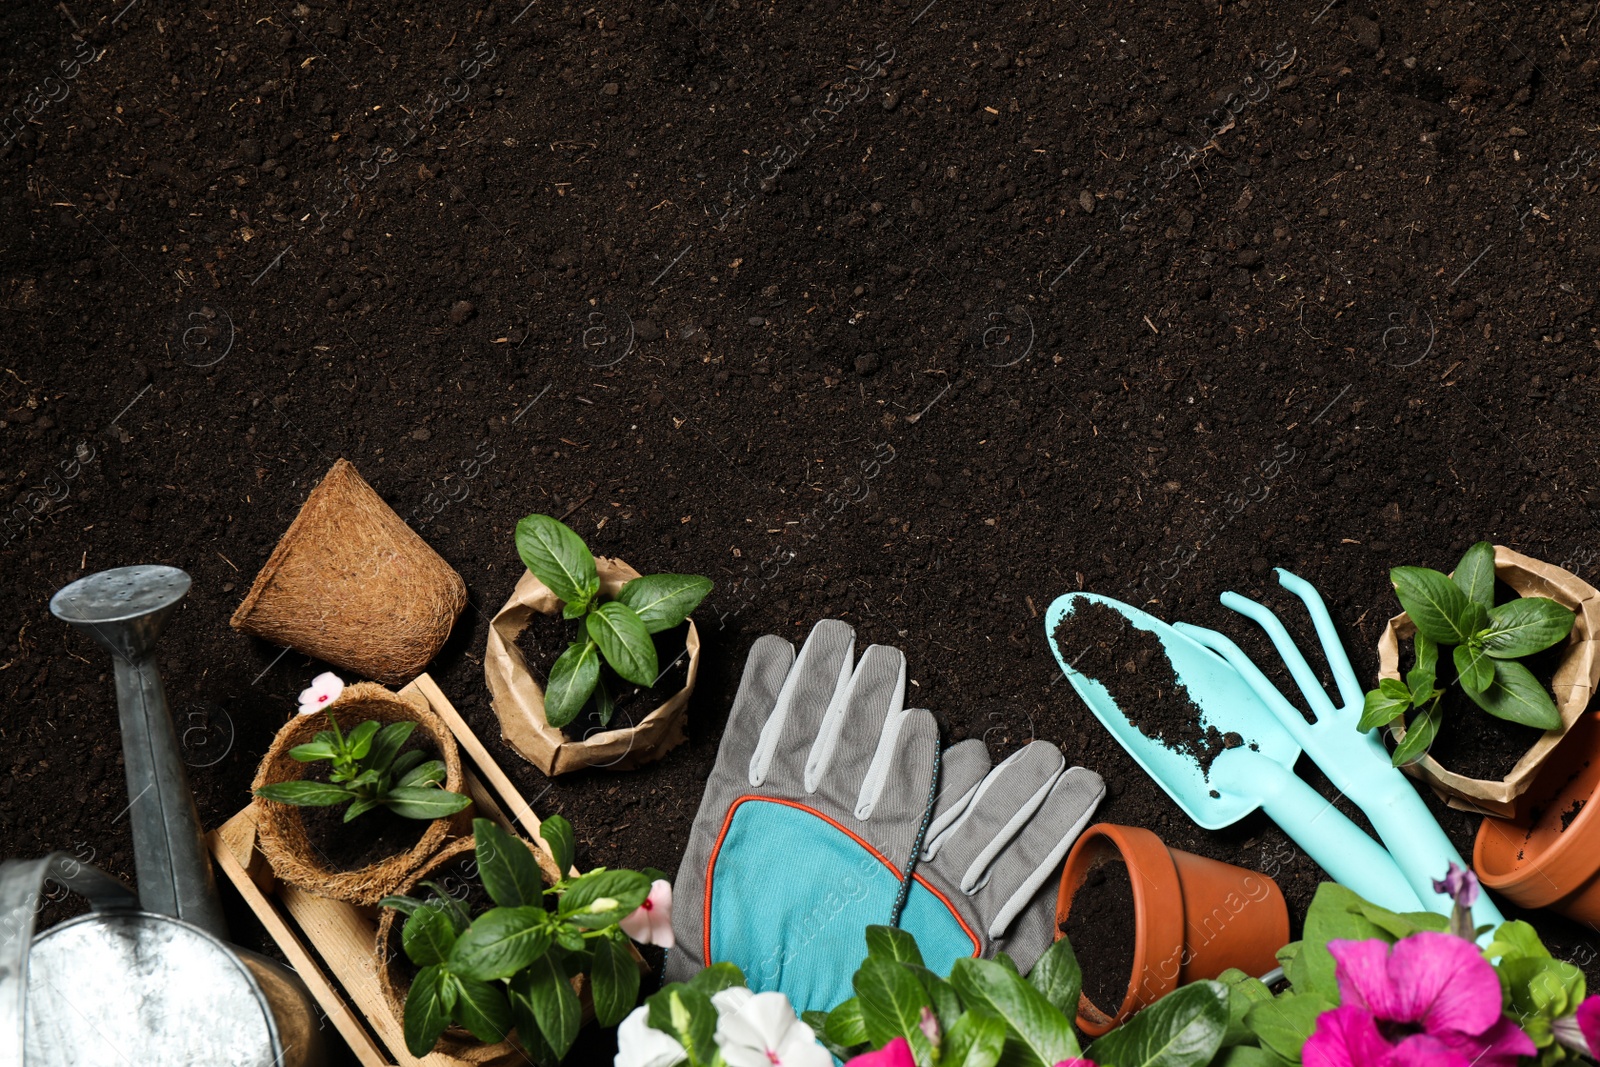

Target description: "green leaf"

left=855, top=956, right=936, bottom=1062
left=343, top=795, right=381, bottom=822
left=594, top=673, right=616, bottom=728
left=1413, top=630, right=1438, bottom=676
left=1086, top=980, right=1230, bottom=1067
left=379, top=894, right=425, bottom=919
left=616, top=574, right=713, bottom=633
left=645, top=983, right=717, bottom=1067
left=687, top=962, right=746, bottom=996
left=866, top=925, right=926, bottom=966
left=288, top=740, right=337, bottom=762
left=1454, top=641, right=1494, bottom=695
left=345, top=719, right=381, bottom=760
left=1405, top=664, right=1437, bottom=707
left=1213, top=1048, right=1295, bottom=1067
left=1391, top=566, right=1487, bottom=645
left=1482, top=597, right=1576, bottom=659
left=1468, top=658, right=1563, bottom=730
left=591, top=936, right=641, bottom=1027
left=402, top=964, right=454, bottom=1058
left=473, top=818, right=546, bottom=908
left=382, top=785, right=474, bottom=821
left=544, top=639, right=600, bottom=729
left=448, top=974, right=513, bottom=1044
left=1359, top=680, right=1414, bottom=732
left=1504, top=957, right=1586, bottom=1021
left=1027, top=935, right=1083, bottom=1018
left=515, top=514, right=598, bottom=606
left=560, top=868, right=651, bottom=927
left=365, top=720, right=416, bottom=774
left=943, top=1010, right=1007, bottom=1067
left=390, top=749, right=427, bottom=779
left=907, top=964, right=965, bottom=1033
left=507, top=984, right=555, bottom=1063
left=950, top=957, right=1081, bottom=1066
left=396, top=759, right=446, bottom=788
left=402, top=903, right=460, bottom=966
left=826, top=997, right=869, bottom=1048
left=448, top=907, right=552, bottom=981
left=1485, top=920, right=1553, bottom=962
left=254, top=781, right=356, bottom=807
left=586, top=602, right=659, bottom=686
left=540, top=814, right=576, bottom=876
left=1353, top=902, right=1447, bottom=940
left=418, top=881, right=472, bottom=934
left=1217, top=969, right=1275, bottom=1048
left=805, top=1010, right=859, bottom=1062
left=1391, top=701, right=1441, bottom=767
left=512, top=954, right=582, bottom=1057
left=1244, top=992, right=1335, bottom=1063
left=1453, top=540, right=1498, bottom=609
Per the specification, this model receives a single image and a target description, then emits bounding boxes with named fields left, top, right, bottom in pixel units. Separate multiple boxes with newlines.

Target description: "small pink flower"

left=1431, top=862, right=1480, bottom=910
left=845, top=1038, right=914, bottom=1067
left=621, top=879, right=674, bottom=949
left=1553, top=995, right=1600, bottom=1055
left=297, top=672, right=344, bottom=715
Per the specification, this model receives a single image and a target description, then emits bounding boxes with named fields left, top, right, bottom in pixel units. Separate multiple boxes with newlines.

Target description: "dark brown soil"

left=299, top=734, right=442, bottom=871
left=518, top=610, right=690, bottom=732
left=10, top=1, right=1600, bottom=1059
left=1062, top=857, right=1137, bottom=1015
left=1560, top=798, right=1586, bottom=832
left=1053, top=600, right=1244, bottom=777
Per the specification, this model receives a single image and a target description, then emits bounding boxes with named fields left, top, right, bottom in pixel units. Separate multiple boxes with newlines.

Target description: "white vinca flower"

left=711, top=987, right=830, bottom=1067
left=613, top=1005, right=688, bottom=1067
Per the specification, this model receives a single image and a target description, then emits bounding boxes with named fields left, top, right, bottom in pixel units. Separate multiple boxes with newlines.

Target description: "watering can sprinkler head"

left=49, top=564, right=191, bottom=661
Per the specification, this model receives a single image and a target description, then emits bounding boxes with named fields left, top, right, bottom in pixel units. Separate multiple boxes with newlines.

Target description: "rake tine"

left=1274, top=568, right=1365, bottom=712
left=1220, top=589, right=1341, bottom=722
left=1173, top=621, right=1319, bottom=752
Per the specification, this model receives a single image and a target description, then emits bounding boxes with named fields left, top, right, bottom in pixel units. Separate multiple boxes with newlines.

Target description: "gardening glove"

left=667, top=620, right=1105, bottom=1014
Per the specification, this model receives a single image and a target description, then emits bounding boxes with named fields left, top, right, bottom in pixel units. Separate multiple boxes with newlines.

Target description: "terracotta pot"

left=1379, top=545, right=1600, bottom=816
left=252, top=683, right=472, bottom=905
left=484, top=557, right=702, bottom=776
left=1056, top=824, right=1288, bottom=1037
left=1475, top=710, right=1600, bottom=924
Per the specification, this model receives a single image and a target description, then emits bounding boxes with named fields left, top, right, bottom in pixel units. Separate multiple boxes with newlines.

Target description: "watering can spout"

left=49, top=565, right=229, bottom=941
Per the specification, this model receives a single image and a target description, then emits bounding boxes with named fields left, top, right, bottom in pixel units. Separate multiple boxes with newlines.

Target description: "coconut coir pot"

left=1056, top=823, right=1288, bottom=1037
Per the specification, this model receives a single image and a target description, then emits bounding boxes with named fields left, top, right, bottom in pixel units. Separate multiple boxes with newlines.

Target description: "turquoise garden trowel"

left=1174, top=567, right=1504, bottom=931
left=1046, top=592, right=1425, bottom=914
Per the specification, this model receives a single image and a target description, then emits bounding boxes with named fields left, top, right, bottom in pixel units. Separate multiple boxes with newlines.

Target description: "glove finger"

left=851, top=708, right=940, bottom=860
left=926, top=741, right=1065, bottom=891
left=922, top=739, right=991, bottom=859
left=972, top=765, right=1105, bottom=941
left=806, top=643, right=906, bottom=798
left=750, top=619, right=855, bottom=789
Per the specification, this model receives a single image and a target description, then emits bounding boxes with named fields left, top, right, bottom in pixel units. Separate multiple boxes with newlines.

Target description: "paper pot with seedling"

left=484, top=514, right=710, bottom=775
left=1371, top=542, right=1600, bottom=814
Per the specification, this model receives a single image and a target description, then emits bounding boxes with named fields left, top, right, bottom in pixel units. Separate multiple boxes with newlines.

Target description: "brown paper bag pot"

left=1379, top=545, right=1600, bottom=817
left=484, top=557, right=702, bottom=776
left=252, top=682, right=472, bottom=906
left=230, top=458, right=468, bottom=686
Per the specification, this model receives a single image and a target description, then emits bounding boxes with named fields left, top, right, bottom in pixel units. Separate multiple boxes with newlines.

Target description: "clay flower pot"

left=484, top=557, right=702, bottom=776
left=1379, top=545, right=1600, bottom=817
left=375, top=836, right=570, bottom=1064
left=252, top=683, right=472, bottom=905
left=1056, top=823, right=1288, bottom=1037
left=230, top=458, right=468, bottom=685
left=1475, top=710, right=1600, bottom=924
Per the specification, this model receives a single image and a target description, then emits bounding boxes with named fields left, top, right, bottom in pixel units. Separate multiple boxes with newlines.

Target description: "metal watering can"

left=0, top=565, right=327, bottom=1066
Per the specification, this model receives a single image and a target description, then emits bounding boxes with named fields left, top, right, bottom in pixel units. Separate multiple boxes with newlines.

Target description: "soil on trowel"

left=299, top=735, right=443, bottom=872
left=519, top=610, right=690, bottom=733
left=1053, top=600, right=1244, bottom=777
left=1062, top=857, right=1138, bottom=1015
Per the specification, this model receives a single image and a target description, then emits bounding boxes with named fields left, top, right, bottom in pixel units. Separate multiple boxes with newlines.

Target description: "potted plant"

left=378, top=816, right=652, bottom=1060
left=1371, top=542, right=1600, bottom=816
left=252, top=681, right=474, bottom=905
left=484, top=514, right=710, bottom=776
left=1053, top=823, right=1288, bottom=1036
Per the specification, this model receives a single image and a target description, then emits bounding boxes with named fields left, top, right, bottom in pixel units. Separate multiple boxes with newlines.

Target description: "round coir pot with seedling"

left=1372, top=542, right=1600, bottom=816
left=484, top=514, right=710, bottom=776
left=252, top=683, right=474, bottom=905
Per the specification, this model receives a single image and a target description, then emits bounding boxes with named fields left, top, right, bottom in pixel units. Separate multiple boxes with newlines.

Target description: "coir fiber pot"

left=1379, top=544, right=1600, bottom=817
left=1056, top=823, right=1288, bottom=1037
left=252, top=682, right=472, bottom=906
left=230, top=458, right=468, bottom=685
left=484, top=557, right=701, bottom=776
left=375, top=836, right=571, bottom=1064
left=1475, top=710, right=1600, bottom=925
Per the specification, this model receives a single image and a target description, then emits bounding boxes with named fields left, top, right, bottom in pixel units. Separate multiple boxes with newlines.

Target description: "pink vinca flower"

left=297, top=672, right=344, bottom=715
left=1303, top=932, right=1535, bottom=1067
left=621, top=879, right=674, bottom=949
left=845, top=1037, right=914, bottom=1067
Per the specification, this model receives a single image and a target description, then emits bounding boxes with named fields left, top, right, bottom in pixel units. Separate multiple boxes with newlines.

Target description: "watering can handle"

left=0, top=853, right=138, bottom=1066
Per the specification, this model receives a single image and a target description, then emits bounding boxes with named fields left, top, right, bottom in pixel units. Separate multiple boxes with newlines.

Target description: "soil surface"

left=8, top=0, right=1600, bottom=1061
left=298, top=735, right=441, bottom=871
left=518, top=609, right=690, bottom=731
left=1062, top=857, right=1137, bottom=1016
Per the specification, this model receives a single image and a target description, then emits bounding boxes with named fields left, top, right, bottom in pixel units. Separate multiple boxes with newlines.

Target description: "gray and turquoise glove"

left=667, top=620, right=1106, bottom=1014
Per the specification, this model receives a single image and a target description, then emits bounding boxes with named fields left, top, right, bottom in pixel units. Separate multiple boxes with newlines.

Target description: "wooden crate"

left=209, top=674, right=562, bottom=1067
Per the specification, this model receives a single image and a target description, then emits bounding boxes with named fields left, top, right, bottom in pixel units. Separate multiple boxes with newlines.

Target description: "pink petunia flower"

left=620, top=879, right=674, bottom=949
left=1552, top=994, right=1600, bottom=1055
left=845, top=1038, right=914, bottom=1067
left=1431, top=862, right=1480, bottom=910
left=297, top=672, right=344, bottom=715
left=1303, top=933, right=1535, bottom=1067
